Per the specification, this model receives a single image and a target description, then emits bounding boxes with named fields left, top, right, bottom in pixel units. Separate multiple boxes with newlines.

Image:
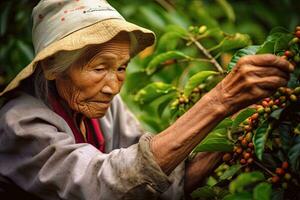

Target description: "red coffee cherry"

left=236, top=147, right=243, bottom=154
left=275, top=168, right=285, bottom=175
left=243, top=152, right=251, bottom=159
left=240, top=159, right=247, bottom=164
left=282, top=161, right=289, bottom=170
left=284, top=50, right=294, bottom=58
left=247, top=158, right=254, bottom=164
left=262, top=101, right=269, bottom=107
left=248, top=142, right=254, bottom=149
left=241, top=139, right=248, bottom=147
left=296, top=30, right=300, bottom=38
left=271, top=176, right=280, bottom=184
left=222, top=153, right=232, bottom=162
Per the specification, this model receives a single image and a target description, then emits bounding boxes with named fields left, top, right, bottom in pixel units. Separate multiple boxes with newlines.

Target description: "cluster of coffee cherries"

left=171, top=84, right=207, bottom=117
left=222, top=84, right=300, bottom=179
left=222, top=113, right=259, bottom=172
left=282, top=26, right=300, bottom=64
left=255, top=86, right=300, bottom=119
left=269, top=161, right=293, bottom=189
left=188, top=25, right=208, bottom=35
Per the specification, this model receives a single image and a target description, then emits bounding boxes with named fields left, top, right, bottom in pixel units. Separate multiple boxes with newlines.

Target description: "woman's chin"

left=81, top=107, right=109, bottom=119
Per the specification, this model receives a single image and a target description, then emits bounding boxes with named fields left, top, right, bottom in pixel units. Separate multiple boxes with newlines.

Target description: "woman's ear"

left=40, top=57, right=57, bottom=80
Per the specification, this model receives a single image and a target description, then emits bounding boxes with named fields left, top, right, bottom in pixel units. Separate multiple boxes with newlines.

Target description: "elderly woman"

left=0, top=0, right=293, bottom=200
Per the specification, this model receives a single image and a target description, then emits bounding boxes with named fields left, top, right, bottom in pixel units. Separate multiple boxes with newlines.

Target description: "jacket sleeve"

left=0, top=94, right=185, bottom=200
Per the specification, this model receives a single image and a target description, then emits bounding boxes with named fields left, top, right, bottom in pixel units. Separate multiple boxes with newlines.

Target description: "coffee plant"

left=132, top=24, right=300, bottom=199
left=1, top=1, right=300, bottom=199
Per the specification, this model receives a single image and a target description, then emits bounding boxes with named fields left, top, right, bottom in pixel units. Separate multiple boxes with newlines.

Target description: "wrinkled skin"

left=150, top=54, right=293, bottom=194
left=45, top=33, right=293, bottom=195
left=54, top=33, right=130, bottom=118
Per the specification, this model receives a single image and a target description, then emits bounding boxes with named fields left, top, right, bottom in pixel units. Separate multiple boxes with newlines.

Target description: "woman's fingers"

left=254, top=76, right=289, bottom=90
left=238, top=54, right=294, bottom=73
left=243, top=65, right=290, bottom=80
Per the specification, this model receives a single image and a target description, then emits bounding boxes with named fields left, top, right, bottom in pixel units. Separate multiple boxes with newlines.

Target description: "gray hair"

left=33, top=48, right=85, bottom=105
left=33, top=32, right=134, bottom=105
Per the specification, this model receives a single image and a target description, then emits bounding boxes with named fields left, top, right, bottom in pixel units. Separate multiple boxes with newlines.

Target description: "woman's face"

left=55, top=35, right=130, bottom=118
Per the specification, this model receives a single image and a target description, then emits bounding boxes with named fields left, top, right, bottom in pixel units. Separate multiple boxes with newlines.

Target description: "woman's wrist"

left=195, top=86, right=231, bottom=118
left=150, top=89, right=229, bottom=175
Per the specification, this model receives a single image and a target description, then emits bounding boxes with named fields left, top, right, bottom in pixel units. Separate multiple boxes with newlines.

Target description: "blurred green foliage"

left=0, top=0, right=39, bottom=90
left=0, top=0, right=300, bottom=130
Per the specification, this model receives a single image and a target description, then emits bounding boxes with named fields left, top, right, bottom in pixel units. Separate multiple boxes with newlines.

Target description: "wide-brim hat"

left=0, top=0, right=155, bottom=96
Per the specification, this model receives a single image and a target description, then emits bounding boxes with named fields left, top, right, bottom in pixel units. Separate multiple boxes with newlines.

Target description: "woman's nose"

left=101, top=72, right=120, bottom=95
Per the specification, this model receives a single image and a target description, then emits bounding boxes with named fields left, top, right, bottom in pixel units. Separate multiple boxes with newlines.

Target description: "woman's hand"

left=214, top=54, right=294, bottom=115
left=151, top=54, right=293, bottom=187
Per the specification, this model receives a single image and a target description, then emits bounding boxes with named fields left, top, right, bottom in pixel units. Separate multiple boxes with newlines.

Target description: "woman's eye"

left=118, top=65, right=127, bottom=72
left=93, top=66, right=105, bottom=72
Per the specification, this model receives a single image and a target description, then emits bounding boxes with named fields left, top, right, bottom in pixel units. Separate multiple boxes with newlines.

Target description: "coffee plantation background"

left=1, top=1, right=300, bottom=199
left=1, top=0, right=300, bottom=132
left=1, top=0, right=300, bottom=89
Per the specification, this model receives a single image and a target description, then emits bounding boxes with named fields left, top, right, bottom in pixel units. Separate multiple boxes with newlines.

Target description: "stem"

left=178, top=58, right=212, bottom=63
left=155, top=0, right=174, bottom=11
left=189, top=36, right=224, bottom=73
left=178, top=65, right=191, bottom=89
left=227, top=130, right=234, bottom=142
left=254, top=160, right=276, bottom=177
left=208, top=43, right=222, bottom=52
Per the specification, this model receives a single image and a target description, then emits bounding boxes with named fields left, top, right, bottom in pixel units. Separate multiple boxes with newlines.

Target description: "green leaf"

left=214, top=33, right=251, bottom=53
left=156, top=32, right=183, bottom=53
left=164, top=24, right=188, bottom=36
left=153, top=92, right=177, bottom=117
left=227, top=45, right=260, bottom=71
left=273, top=34, right=294, bottom=53
left=123, top=71, right=150, bottom=94
left=288, top=142, right=300, bottom=171
left=190, top=1, right=219, bottom=28
left=16, top=40, right=34, bottom=61
left=194, top=128, right=233, bottom=152
left=254, top=120, right=272, bottom=160
left=134, top=82, right=176, bottom=104
left=138, top=114, right=162, bottom=133
left=146, top=51, right=191, bottom=75
left=278, top=121, right=293, bottom=153
left=163, top=10, right=189, bottom=29
left=271, top=188, right=284, bottom=200
left=253, top=182, right=272, bottom=200
left=0, top=2, right=11, bottom=36
left=231, top=108, right=256, bottom=131
left=139, top=6, right=166, bottom=31
left=229, top=171, right=265, bottom=193
left=269, top=108, right=284, bottom=120
left=214, top=118, right=233, bottom=130
left=220, top=164, right=242, bottom=180
left=223, top=192, right=252, bottom=200
left=269, top=27, right=290, bottom=35
left=183, top=71, right=218, bottom=96
left=191, top=186, right=216, bottom=199
left=216, top=0, right=235, bottom=22
left=256, top=27, right=291, bottom=54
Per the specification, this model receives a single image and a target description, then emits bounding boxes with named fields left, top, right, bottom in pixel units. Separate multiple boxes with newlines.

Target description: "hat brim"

left=0, top=18, right=155, bottom=96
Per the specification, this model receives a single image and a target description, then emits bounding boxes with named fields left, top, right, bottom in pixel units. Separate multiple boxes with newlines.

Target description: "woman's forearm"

left=150, top=89, right=228, bottom=175
left=184, top=152, right=223, bottom=194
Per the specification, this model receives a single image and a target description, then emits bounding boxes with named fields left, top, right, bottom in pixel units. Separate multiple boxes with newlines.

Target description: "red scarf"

left=49, top=95, right=105, bottom=152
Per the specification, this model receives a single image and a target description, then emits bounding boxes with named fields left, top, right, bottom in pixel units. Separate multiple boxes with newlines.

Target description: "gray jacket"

left=0, top=93, right=185, bottom=200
